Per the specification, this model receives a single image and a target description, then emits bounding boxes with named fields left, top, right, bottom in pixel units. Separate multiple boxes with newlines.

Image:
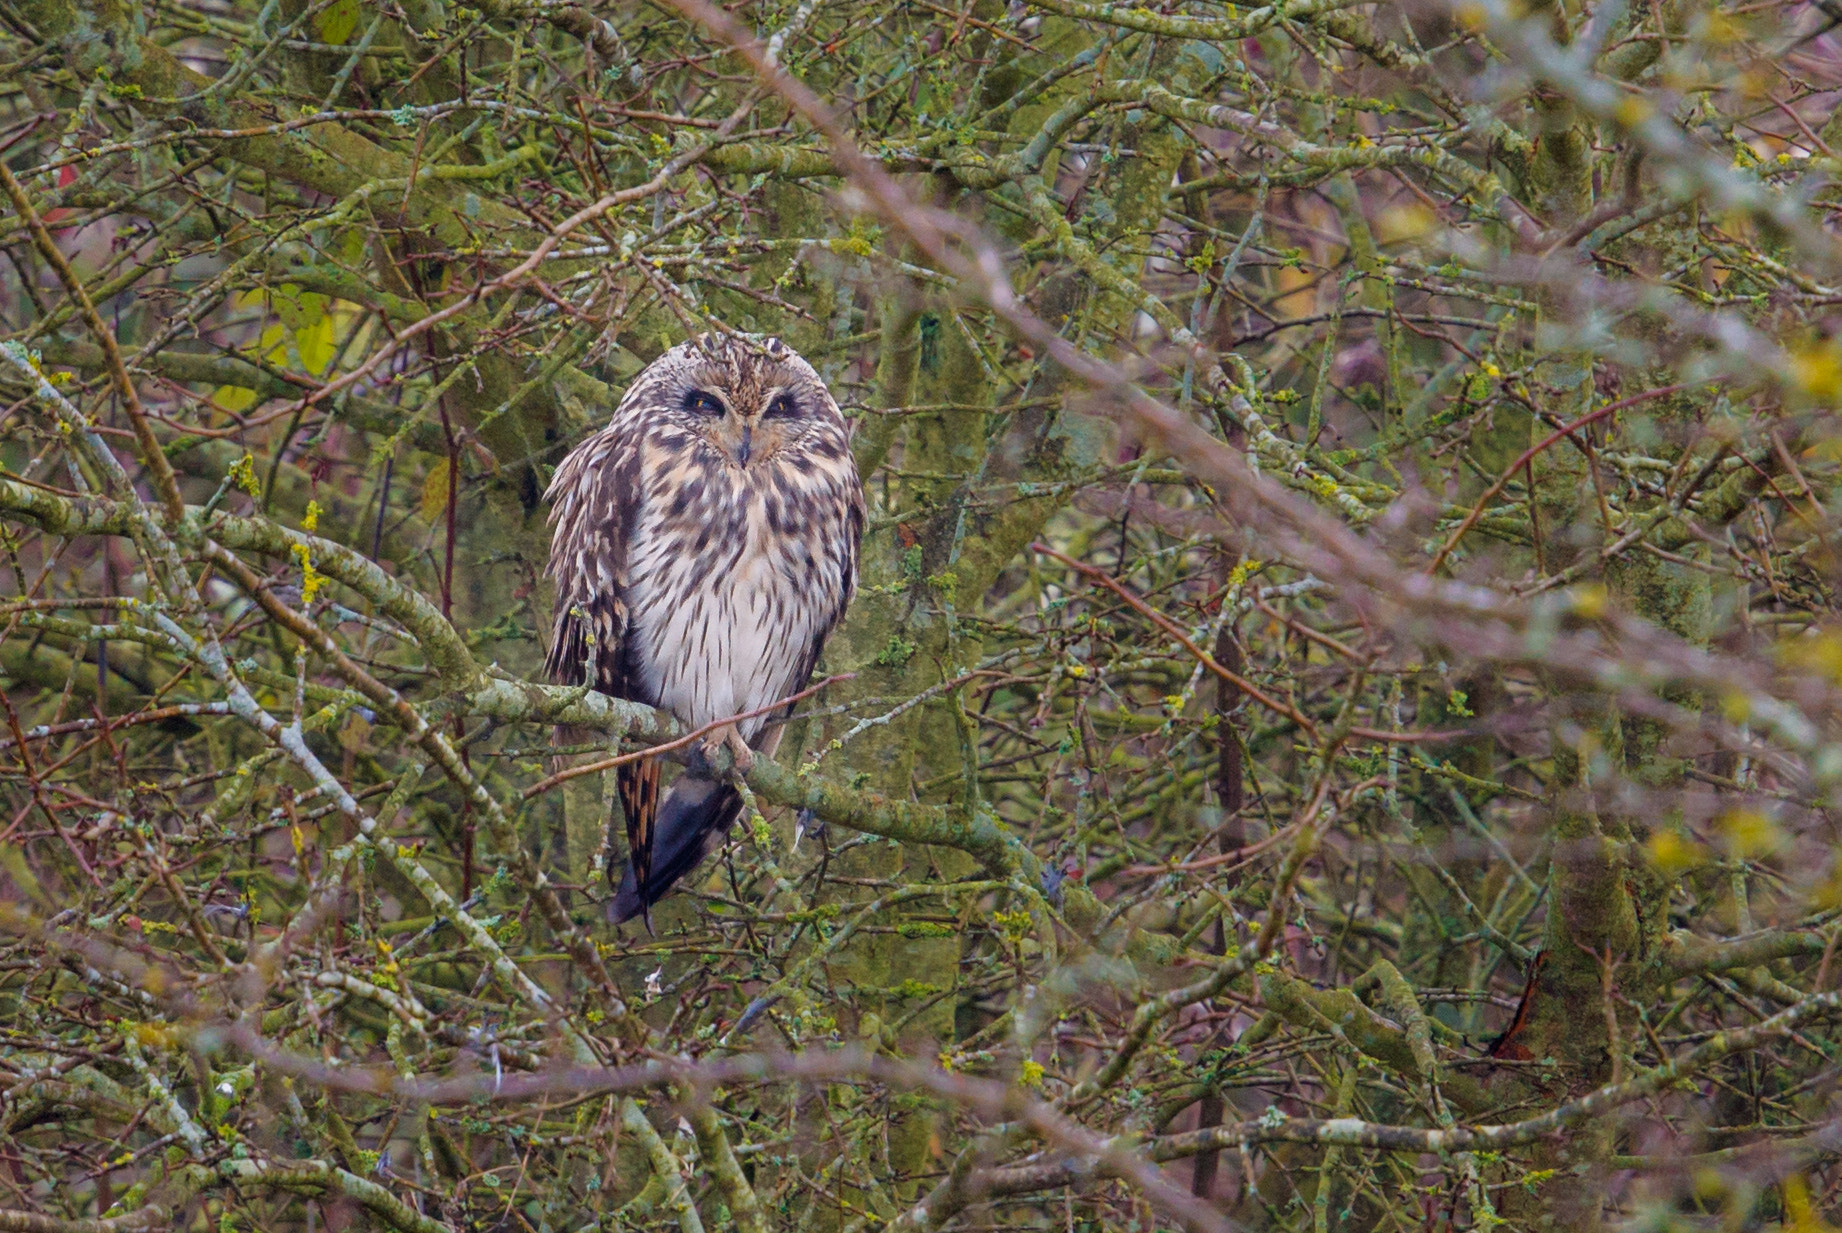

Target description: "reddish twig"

left=522, top=673, right=857, bottom=798
left=1426, top=383, right=1691, bottom=575
left=1032, top=543, right=1459, bottom=744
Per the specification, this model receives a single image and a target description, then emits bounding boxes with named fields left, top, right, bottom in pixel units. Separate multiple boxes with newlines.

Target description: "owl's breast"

left=624, top=449, right=856, bottom=737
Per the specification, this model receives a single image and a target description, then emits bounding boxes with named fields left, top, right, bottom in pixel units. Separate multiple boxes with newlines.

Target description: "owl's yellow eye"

left=682, top=389, right=725, bottom=417
left=764, top=393, right=799, bottom=420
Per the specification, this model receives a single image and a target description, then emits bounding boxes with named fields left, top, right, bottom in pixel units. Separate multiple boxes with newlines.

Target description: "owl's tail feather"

left=610, top=775, right=741, bottom=926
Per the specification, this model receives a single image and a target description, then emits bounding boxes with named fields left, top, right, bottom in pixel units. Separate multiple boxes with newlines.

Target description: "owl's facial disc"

left=684, top=379, right=808, bottom=468
left=746, top=385, right=809, bottom=463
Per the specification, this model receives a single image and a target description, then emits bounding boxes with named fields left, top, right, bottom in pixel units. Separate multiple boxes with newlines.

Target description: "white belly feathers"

left=623, top=478, right=836, bottom=741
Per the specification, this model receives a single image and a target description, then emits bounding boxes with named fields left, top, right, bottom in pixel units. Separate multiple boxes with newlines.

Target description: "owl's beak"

left=737, top=423, right=753, bottom=466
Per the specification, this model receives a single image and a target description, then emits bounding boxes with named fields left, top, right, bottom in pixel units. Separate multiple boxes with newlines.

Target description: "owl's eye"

left=682, top=389, right=725, bottom=417
left=764, top=393, right=799, bottom=420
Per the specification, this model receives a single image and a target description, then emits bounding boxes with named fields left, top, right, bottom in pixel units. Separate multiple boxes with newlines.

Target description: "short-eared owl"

left=545, top=335, right=864, bottom=923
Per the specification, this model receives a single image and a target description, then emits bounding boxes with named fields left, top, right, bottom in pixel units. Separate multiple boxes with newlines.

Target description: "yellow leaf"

left=1790, top=340, right=1842, bottom=401
left=1783, top=1174, right=1838, bottom=1233
left=1718, top=808, right=1783, bottom=859
left=1644, top=829, right=1707, bottom=876
left=1567, top=583, right=1609, bottom=620
left=1699, top=11, right=1744, bottom=44
left=420, top=463, right=451, bottom=524
left=255, top=321, right=289, bottom=366
left=1778, top=626, right=1842, bottom=684
left=336, top=227, right=367, bottom=265
left=133, top=1021, right=174, bottom=1048
left=1808, top=435, right=1842, bottom=464
left=1613, top=96, right=1651, bottom=129
left=269, top=284, right=326, bottom=332
left=1811, top=859, right=1842, bottom=911
left=295, top=314, right=337, bottom=376
left=0, top=843, right=46, bottom=905
left=338, top=712, right=371, bottom=754
left=213, top=385, right=259, bottom=413
left=1375, top=203, right=1435, bottom=244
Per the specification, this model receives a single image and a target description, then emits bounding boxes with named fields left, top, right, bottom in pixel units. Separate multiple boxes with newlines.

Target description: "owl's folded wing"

left=543, top=427, right=643, bottom=696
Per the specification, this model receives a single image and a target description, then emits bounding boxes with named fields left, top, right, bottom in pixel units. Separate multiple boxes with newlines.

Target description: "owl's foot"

left=699, top=723, right=755, bottom=775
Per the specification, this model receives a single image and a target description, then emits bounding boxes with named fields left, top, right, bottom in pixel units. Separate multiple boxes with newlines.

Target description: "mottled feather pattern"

left=543, top=429, right=642, bottom=698
left=626, top=430, right=858, bottom=738
left=545, top=334, right=863, bottom=923
left=616, top=756, right=660, bottom=902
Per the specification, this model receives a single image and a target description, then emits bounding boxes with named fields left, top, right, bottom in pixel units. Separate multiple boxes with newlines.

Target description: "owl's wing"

left=544, top=426, right=641, bottom=696
left=774, top=480, right=867, bottom=737
left=545, top=424, right=668, bottom=909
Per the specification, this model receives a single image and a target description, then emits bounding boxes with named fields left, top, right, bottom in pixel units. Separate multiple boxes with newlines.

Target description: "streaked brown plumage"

left=545, top=334, right=863, bottom=924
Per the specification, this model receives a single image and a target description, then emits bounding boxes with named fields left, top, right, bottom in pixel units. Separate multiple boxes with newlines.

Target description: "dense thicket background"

left=3, top=0, right=1842, bottom=1228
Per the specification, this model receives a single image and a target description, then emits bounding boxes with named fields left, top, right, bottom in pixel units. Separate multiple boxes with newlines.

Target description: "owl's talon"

left=699, top=723, right=755, bottom=776
left=727, top=727, right=755, bottom=774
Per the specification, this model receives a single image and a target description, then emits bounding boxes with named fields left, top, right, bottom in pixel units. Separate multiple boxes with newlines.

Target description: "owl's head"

left=627, top=333, right=846, bottom=469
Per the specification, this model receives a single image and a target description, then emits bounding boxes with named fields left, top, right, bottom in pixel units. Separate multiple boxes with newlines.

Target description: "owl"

left=545, top=334, right=864, bottom=925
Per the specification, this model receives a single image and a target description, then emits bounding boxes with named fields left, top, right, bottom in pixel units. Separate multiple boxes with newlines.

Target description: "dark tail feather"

left=611, top=775, right=741, bottom=924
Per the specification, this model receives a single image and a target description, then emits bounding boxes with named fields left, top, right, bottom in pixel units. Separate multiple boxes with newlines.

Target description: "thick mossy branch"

left=1256, top=971, right=1491, bottom=1114
left=1153, top=989, right=1842, bottom=1156
left=745, top=758, right=1031, bottom=878
left=1661, top=926, right=1839, bottom=977
left=0, top=479, right=1036, bottom=870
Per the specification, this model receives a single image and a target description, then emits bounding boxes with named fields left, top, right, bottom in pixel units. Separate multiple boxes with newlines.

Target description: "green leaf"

left=316, top=0, right=360, bottom=45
